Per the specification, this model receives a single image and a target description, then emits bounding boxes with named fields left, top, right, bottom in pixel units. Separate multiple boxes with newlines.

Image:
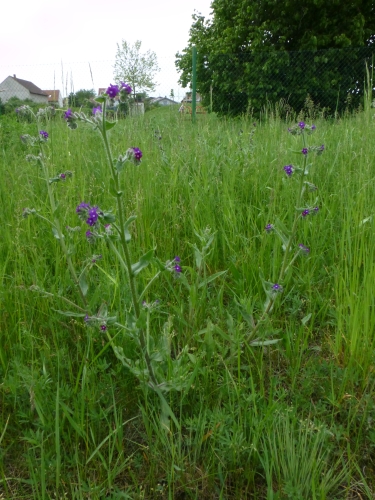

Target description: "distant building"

left=43, top=89, right=63, bottom=108
left=0, top=75, right=49, bottom=104
left=182, top=92, right=202, bottom=103
left=150, top=96, right=179, bottom=106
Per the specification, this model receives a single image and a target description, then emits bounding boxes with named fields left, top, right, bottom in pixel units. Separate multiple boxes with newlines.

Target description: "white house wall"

left=0, top=76, right=49, bottom=104
left=0, top=77, right=30, bottom=103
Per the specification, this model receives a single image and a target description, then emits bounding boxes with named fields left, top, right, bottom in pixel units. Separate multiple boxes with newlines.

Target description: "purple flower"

left=302, top=209, right=310, bottom=217
left=100, top=324, right=107, bottom=332
left=84, top=314, right=90, bottom=323
left=265, top=224, right=274, bottom=233
left=76, top=202, right=90, bottom=215
left=86, top=230, right=94, bottom=240
left=174, top=256, right=181, bottom=262
left=126, top=147, right=143, bottom=164
left=86, top=206, right=100, bottom=226
left=302, top=148, right=308, bottom=155
left=39, top=130, right=48, bottom=139
left=284, top=164, right=294, bottom=176
left=106, top=84, right=119, bottom=98
left=174, top=264, right=182, bottom=273
left=299, top=243, right=310, bottom=254
left=320, top=145, right=324, bottom=151
left=311, top=124, right=316, bottom=130
left=92, top=105, right=102, bottom=115
left=313, top=206, right=319, bottom=214
left=120, top=82, right=132, bottom=94
left=272, top=283, right=283, bottom=293
left=59, top=173, right=66, bottom=180
left=132, top=147, right=142, bottom=161
left=298, top=121, right=305, bottom=129
left=64, top=109, right=73, bottom=120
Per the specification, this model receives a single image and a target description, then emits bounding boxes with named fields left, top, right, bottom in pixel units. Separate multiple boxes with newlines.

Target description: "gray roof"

left=13, top=76, right=48, bottom=96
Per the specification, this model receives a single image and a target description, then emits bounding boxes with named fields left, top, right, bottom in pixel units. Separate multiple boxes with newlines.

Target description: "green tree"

left=176, top=1, right=375, bottom=115
left=68, top=89, right=96, bottom=108
left=113, top=40, right=159, bottom=98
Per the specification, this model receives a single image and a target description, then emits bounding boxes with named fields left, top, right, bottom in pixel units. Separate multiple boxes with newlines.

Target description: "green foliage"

left=2, top=96, right=43, bottom=116
left=2, top=109, right=375, bottom=497
left=176, top=2, right=375, bottom=115
left=68, top=88, right=96, bottom=108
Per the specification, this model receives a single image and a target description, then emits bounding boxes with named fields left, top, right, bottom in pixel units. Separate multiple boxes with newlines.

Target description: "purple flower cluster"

left=92, top=105, right=102, bottom=115
left=272, top=283, right=283, bottom=293
left=76, top=202, right=102, bottom=228
left=298, top=121, right=305, bottom=129
left=39, top=130, right=49, bottom=139
left=106, top=84, right=119, bottom=99
left=301, top=207, right=319, bottom=218
left=126, top=147, right=143, bottom=165
left=174, top=256, right=182, bottom=273
left=298, top=243, right=310, bottom=254
left=284, top=164, right=293, bottom=176
left=64, top=109, right=73, bottom=120
left=120, top=82, right=132, bottom=94
left=302, top=148, right=308, bottom=155
left=265, top=223, right=274, bottom=233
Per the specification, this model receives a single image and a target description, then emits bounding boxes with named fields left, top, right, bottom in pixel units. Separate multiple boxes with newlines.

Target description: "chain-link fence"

left=192, top=47, right=375, bottom=116
left=1, top=48, right=374, bottom=118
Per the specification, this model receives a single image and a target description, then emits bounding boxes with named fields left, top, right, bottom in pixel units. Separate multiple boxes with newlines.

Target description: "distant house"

left=43, top=89, right=63, bottom=108
left=0, top=75, right=49, bottom=104
left=182, top=92, right=202, bottom=103
left=150, top=96, right=179, bottom=106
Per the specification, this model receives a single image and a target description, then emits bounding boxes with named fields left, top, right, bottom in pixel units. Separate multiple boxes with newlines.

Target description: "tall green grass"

left=1, top=106, right=375, bottom=498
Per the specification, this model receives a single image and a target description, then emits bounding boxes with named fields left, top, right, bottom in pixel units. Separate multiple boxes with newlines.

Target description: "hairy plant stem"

left=99, top=100, right=159, bottom=388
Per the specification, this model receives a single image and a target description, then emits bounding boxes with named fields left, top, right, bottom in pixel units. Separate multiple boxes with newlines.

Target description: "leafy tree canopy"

left=113, top=40, right=159, bottom=97
left=176, top=1, right=375, bottom=115
left=68, top=89, right=96, bottom=108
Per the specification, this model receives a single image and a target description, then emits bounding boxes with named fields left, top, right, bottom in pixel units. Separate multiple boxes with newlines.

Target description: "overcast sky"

left=0, top=0, right=213, bottom=100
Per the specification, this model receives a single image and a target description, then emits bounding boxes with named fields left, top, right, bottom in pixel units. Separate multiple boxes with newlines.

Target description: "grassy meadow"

left=1, top=103, right=375, bottom=499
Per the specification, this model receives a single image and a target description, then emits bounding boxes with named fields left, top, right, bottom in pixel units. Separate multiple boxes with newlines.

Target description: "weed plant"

left=0, top=100, right=375, bottom=499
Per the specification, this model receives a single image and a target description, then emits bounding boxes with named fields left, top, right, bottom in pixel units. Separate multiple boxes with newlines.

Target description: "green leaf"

left=52, top=227, right=63, bottom=239
left=131, top=249, right=154, bottom=276
left=198, top=270, right=227, bottom=289
left=109, top=178, right=122, bottom=198
left=124, top=215, right=137, bottom=242
left=104, top=120, right=116, bottom=131
left=115, top=155, right=127, bottom=173
left=94, top=96, right=106, bottom=104
left=79, top=272, right=89, bottom=297
left=53, top=310, right=87, bottom=318
left=250, top=338, right=281, bottom=346
left=301, top=313, right=312, bottom=325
